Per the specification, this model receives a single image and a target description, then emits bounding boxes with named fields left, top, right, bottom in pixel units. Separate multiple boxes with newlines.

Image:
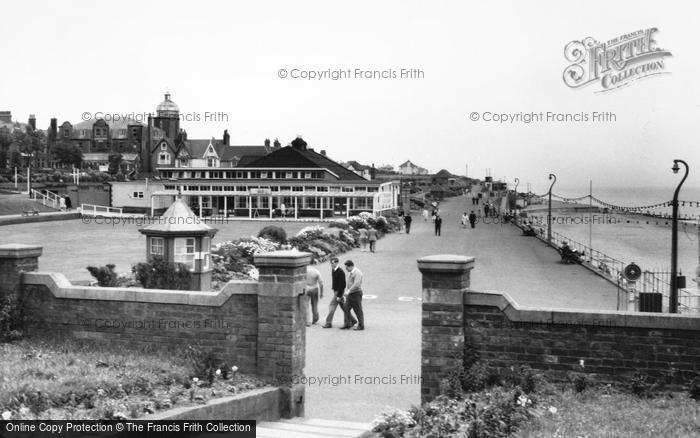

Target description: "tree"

left=108, top=153, right=123, bottom=174
left=0, top=149, right=6, bottom=169
left=52, top=140, right=83, bottom=167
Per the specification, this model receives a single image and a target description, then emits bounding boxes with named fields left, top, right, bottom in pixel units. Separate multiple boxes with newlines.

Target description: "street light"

left=513, top=178, right=520, bottom=210
left=670, top=159, right=689, bottom=313
left=547, top=173, right=556, bottom=243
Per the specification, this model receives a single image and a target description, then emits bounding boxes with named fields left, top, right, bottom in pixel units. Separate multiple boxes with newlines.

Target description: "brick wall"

left=1, top=244, right=309, bottom=418
left=419, top=255, right=700, bottom=403
left=21, top=280, right=259, bottom=373
left=463, top=294, right=700, bottom=383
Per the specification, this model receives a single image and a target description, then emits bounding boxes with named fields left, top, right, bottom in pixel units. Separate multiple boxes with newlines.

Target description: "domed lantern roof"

left=156, top=92, right=179, bottom=118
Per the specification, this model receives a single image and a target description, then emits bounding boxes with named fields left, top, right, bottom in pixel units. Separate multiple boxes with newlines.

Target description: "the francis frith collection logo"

left=563, top=28, right=672, bottom=92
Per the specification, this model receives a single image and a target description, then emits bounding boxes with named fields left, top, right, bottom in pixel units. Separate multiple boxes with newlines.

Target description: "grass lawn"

left=0, top=194, right=57, bottom=215
left=516, top=386, right=700, bottom=438
left=0, top=218, right=324, bottom=282
left=0, top=336, right=267, bottom=420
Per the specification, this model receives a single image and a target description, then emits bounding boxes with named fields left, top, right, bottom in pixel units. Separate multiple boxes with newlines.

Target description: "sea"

left=527, top=185, right=700, bottom=285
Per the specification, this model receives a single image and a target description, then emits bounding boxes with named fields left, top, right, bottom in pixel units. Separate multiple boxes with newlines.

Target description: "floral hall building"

left=150, top=136, right=400, bottom=219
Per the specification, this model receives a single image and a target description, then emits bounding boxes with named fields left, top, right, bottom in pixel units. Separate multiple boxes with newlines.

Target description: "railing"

left=79, top=204, right=124, bottom=217
left=30, top=188, right=61, bottom=210
left=543, top=229, right=699, bottom=314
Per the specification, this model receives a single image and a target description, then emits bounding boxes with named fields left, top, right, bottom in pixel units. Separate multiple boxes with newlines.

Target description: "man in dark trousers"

left=434, top=214, right=442, bottom=236
left=469, top=210, right=477, bottom=229
left=342, top=260, right=364, bottom=330
left=323, top=257, right=354, bottom=328
left=404, top=213, right=412, bottom=234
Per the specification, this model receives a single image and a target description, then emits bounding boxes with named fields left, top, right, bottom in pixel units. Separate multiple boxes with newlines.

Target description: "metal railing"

left=30, top=189, right=61, bottom=209
left=542, top=230, right=699, bottom=314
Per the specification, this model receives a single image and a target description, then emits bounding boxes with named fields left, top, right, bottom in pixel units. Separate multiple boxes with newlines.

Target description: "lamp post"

left=547, top=173, right=556, bottom=243
left=513, top=178, right=519, bottom=211
left=670, top=159, right=689, bottom=313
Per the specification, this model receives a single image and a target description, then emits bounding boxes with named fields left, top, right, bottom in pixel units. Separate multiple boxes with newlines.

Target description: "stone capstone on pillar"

left=418, top=254, right=474, bottom=403
left=0, top=244, right=43, bottom=301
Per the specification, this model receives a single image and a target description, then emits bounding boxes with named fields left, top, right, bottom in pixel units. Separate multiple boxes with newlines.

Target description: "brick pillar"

left=254, top=250, right=311, bottom=418
left=418, top=254, right=474, bottom=403
left=0, top=244, right=43, bottom=301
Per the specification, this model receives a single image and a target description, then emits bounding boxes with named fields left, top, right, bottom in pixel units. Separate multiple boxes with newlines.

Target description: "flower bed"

left=0, top=338, right=268, bottom=421
left=210, top=213, right=400, bottom=287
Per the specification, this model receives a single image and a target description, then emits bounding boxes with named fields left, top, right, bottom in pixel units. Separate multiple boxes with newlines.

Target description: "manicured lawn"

left=0, top=337, right=267, bottom=420
left=516, top=387, right=700, bottom=438
left=0, top=219, right=324, bottom=282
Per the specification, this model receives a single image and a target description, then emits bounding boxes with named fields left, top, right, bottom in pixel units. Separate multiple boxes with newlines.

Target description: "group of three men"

left=304, top=258, right=365, bottom=330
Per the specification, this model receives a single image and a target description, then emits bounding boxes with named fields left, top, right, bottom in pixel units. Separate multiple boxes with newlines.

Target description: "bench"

left=21, top=207, right=40, bottom=216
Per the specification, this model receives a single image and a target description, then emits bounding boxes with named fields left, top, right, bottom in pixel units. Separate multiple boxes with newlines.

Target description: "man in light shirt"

left=342, top=260, right=364, bottom=330
left=305, top=266, right=324, bottom=326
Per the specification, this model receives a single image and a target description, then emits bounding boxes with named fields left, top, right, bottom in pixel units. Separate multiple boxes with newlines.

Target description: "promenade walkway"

left=304, top=195, right=620, bottom=423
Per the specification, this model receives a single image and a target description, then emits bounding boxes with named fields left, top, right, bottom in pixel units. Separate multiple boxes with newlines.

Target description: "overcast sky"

left=2, top=0, right=699, bottom=195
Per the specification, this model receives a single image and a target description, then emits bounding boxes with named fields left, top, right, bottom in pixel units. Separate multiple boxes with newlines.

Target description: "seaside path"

left=304, top=194, right=620, bottom=422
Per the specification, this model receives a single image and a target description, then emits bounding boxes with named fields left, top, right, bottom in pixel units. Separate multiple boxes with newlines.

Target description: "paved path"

left=304, top=195, right=620, bottom=423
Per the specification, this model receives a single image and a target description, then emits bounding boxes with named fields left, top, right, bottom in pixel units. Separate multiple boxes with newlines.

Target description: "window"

left=286, top=171, right=293, bottom=179
left=132, top=191, right=144, bottom=199
left=342, top=186, right=354, bottom=192
left=174, top=238, right=195, bottom=270
left=367, top=186, right=379, bottom=192
left=304, top=171, right=311, bottom=179
left=292, top=186, right=304, bottom=192
left=158, top=152, right=170, bottom=164
left=212, top=186, right=223, bottom=191
left=270, top=186, right=279, bottom=192
left=150, top=237, right=164, bottom=256
left=236, top=196, right=248, bottom=208
left=235, top=171, right=245, bottom=178
left=330, top=186, right=340, bottom=192
left=179, top=158, right=188, bottom=167
left=235, top=186, right=247, bottom=192
left=210, top=171, right=222, bottom=178
left=279, top=186, right=291, bottom=192
left=160, top=143, right=167, bottom=151
left=207, top=158, right=217, bottom=167
left=260, top=171, right=268, bottom=178
left=317, top=186, right=328, bottom=192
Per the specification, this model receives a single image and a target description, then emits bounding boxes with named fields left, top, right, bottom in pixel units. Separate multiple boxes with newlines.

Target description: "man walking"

left=434, top=214, right=442, bottom=236
left=368, top=228, right=378, bottom=253
left=404, top=213, right=412, bottom=234
left=342, top=260, right=364, bottom=330
left=305, top=266, right=324, bottom=327
left=469, top=210, right=477, bottom=229
left=323, top=257, right=354, bottom=328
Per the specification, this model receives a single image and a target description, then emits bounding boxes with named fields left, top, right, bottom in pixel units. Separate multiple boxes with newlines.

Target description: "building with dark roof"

left=148, top=136, right=399, bottom=219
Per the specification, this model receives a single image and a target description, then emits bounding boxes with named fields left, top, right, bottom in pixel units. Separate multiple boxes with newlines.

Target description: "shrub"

left=0, top=295, right=24, bottom=342
left=184, top=346, right=228, bottom=385
left=257, top=225, right=287, bottom=243
left=687, top=376, right=700, bottom=401
left=132, top=256, right=192, bottom=290
left=86, top=264, right=119, bottom=287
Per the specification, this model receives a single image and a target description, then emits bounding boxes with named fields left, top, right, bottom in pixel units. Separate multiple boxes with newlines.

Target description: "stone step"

left=257, top=418, right=372, bottom=438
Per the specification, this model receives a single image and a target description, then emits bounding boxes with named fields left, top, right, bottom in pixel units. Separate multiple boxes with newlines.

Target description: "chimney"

left=273, top=138, right=281, bottom=149
left=49, top=118, right=57, bottom=141
left=0, top=111, right=11, bottom=124
left=320, top=150, right=326, bottom=156
left=370, top=163, right=376, bottom=180
left=291, top=135, right=307, bottom=151
left=223, top=129, right=230, bottom=146
left=264, top=138, right=271, bottom=148
left=28, top=114, right=36, bottom=131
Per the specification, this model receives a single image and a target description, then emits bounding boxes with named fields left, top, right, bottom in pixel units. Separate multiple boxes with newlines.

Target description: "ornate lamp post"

left=547, top=174, right=556, bottom=243
left=670, top=159, right=689, bottom=313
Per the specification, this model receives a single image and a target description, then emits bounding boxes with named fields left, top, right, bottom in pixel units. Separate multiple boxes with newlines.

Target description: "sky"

left=1, top=0, right=699, bottom=196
